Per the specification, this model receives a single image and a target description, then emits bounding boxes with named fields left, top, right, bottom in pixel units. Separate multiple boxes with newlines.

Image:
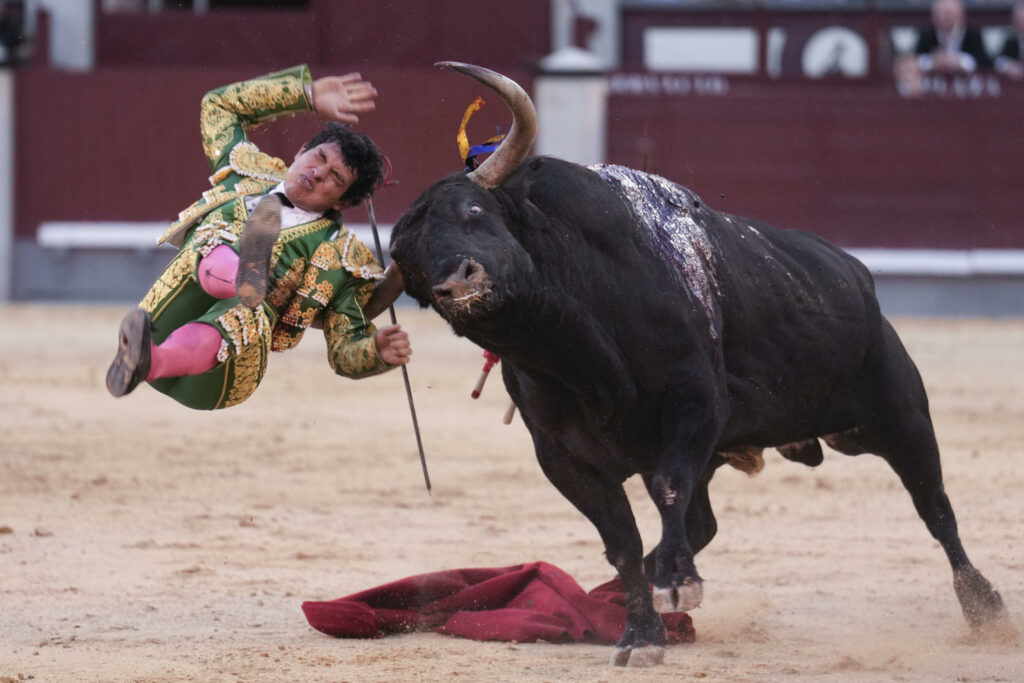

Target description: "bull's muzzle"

left=432, top=258, right=493, bottom=317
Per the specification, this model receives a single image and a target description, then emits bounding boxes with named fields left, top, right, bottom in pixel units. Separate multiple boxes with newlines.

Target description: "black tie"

left=271, top=191, right=294, bottom=209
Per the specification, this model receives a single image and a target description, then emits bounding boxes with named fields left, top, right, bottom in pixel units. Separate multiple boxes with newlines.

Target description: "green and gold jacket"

left=154, top=65, right=391, bottom=379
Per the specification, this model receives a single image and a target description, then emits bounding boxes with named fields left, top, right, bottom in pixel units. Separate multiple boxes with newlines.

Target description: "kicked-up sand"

left=1, top=304, right=1022, bottom=682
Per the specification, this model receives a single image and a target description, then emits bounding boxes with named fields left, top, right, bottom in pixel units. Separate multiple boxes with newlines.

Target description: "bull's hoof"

left=610, top=645, right=665, bottom=668
left=652, top=578, right=703, bottom=613
left=954, top=567, right=1007, bottom=628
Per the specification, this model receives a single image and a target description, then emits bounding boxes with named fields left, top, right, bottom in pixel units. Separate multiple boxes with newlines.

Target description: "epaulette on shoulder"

left=335, top=229, right=385, bottom=281
left=220, top=141, right=288, bottom=185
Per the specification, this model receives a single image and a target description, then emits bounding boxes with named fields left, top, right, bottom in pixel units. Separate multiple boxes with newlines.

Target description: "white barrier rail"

left=34, top=222, right=1024, bottom=277
left=847, top=248, right=1024, bottom=277
left=36, top=221, right=394, bottom=256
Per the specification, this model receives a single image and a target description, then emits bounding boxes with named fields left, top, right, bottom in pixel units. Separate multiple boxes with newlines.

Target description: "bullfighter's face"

left=390, top=174, right=533, bottom=325
left=284, top=142, right=356, bottom=214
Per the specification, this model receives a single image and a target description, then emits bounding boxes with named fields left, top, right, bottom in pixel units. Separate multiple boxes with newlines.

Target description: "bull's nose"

left=430, top=258, right=493, bottom=316
left=432, top=258, right=478, bottom=300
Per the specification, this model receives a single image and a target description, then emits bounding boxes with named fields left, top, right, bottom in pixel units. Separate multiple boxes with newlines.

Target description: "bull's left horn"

left=436, top=61, right=538, bottom=190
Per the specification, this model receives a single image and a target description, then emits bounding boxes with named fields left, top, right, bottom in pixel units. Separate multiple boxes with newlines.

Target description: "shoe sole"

left=106, top=308, right=152, bottom=397
left=236, top=194, right=282, bottom=308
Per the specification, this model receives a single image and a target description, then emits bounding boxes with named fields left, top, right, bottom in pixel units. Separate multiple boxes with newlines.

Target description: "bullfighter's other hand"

left=376, top=324, right=411, bottom=366
left=312, top=73, right=377, bottom=124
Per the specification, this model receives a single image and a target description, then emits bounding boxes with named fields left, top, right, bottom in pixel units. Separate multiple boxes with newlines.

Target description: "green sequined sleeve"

left=323, top=278, right=394, bottom=379
left=199, top=65, right=314, bottom=173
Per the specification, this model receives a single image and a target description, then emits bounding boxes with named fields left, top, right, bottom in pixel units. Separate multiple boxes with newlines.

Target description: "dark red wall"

left=95, top=2, right=551, bottom=70
left=13, top=2, right=1024, bottom=250
left=13, top=0, right=550, bottom=239
left=19, top=69, right=1021, bottom=249
left=606, top=82, right=1024, bottom=249
left=13, top=65, right=531, bottom=237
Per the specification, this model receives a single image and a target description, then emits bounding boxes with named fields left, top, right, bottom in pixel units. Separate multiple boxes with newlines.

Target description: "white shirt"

left=916, top=24, right=978, bottom=73
left=243, top=182, right=323, bottom=229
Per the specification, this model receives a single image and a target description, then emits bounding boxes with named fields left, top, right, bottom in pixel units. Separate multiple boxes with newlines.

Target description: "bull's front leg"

left=533, top=438, right=666, bottom=668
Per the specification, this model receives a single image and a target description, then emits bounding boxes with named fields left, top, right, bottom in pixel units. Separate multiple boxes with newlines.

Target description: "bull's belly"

left=718, top=376, right=874, bottom=452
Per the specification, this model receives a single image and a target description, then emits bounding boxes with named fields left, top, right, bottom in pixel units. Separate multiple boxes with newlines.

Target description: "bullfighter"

left=106, top=65, right=409, bottom=410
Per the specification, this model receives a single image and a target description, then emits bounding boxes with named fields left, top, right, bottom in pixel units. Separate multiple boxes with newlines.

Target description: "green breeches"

left=139, top=245, right=274, bottom=411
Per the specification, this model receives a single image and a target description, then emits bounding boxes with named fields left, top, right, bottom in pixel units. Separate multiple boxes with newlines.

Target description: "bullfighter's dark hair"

left=302, top=123, right=383, bottom=208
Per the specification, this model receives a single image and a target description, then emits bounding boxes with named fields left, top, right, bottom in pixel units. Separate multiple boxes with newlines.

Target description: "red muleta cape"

left=302, top=561, right=695, bottom=644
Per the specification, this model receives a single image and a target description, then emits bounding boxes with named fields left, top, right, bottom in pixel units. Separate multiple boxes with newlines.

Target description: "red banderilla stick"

left=471, top=350, right=501, bottom=399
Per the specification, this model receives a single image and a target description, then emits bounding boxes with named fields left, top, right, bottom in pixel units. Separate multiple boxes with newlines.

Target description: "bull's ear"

left=437, top=62, right=537, bottom=189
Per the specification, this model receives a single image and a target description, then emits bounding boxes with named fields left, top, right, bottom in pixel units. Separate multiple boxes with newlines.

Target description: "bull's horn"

left=436, top=61, right=538, bottom=189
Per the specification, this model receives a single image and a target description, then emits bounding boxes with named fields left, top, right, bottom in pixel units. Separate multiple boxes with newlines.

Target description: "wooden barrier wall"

left=13, top=67, right=1024, bottom=249
left=606, top=80, right=1024, bottom=249
left=94, top=2, right=551, bottom=70
left=13, top=65, right=531, bottom=238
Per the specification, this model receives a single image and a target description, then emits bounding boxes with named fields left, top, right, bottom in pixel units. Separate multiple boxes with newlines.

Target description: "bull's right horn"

left=436, top=61, right=538, bottom=190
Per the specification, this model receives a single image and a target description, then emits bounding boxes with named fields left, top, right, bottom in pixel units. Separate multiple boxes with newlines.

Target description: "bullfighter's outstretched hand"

left=376, top=324, right=411, bottom=366
left=312, top=73, right=378, bottom=124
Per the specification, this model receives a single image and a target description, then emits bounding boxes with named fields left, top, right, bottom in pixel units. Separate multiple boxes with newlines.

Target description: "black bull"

left=386, top=63, right=1006, bottom=667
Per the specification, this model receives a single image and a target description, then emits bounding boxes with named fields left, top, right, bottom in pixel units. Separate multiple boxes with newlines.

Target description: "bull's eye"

left=468, top=204, right=483, bottom=215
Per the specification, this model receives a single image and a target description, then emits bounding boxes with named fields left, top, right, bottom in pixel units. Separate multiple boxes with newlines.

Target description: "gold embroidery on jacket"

left=337, top=233, right=385, bottom=280
left=324, top=310, right=387, bottom=378
left=216, top=303, right=266, bottom=357
left=158, top=181, right=274, bottom=247
left=224, top=340, right=267, bottom=407
left=229, top=142, right=288, bottom=184
left=212, top=303, right=270, bottom=407
left=310, top=280, right=334, bottom=307
left=268, top=257, right=307, bottom=310
left=310, top=243, right=343, bottom=271
left=355, top=280, right=375, bottom=309
left=209, top=165, right=232, bottom=185
left=201, top=96, right=236, bottom=161
left=281, top=219, right=333, bottom=244
left=191, top=218, right=238, bottom=258
left=140, top=249, right=198, bottom=321
left=201, top=76, right=304, bottom=162
left=302, top=263, right=321, bottom=290
left=271, top=327, right=303, bottom=352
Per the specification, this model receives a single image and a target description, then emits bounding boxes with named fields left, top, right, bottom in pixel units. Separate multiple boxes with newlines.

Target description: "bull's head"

left=389, top=62, right=539, bottom=329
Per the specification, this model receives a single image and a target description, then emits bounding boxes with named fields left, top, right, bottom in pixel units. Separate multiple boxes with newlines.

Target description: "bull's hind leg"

left=842, top=415, right=1006, bottom=627
left=533, top=439, right=665, bottom=667
left=644, top=443, right=719, bottom=615
left=641, top=462, right=720, bottom=593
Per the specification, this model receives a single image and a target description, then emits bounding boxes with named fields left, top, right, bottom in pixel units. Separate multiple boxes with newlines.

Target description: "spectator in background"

left=915, top=0, right=992, bottom=74
left=994, top=1, right=1024, bottom=79
left=0, top=0, right=25, bottom=66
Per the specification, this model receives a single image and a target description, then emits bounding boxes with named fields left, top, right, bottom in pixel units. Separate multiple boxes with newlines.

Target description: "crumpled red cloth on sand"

left=302, top=561, right=695, bottom=645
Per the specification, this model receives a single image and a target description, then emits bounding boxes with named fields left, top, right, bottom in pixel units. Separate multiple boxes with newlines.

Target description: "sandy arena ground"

left=1, top=304, right=1022, bottom=682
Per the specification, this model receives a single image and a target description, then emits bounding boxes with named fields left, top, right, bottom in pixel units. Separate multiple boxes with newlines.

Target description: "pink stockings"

left=197, top=244, right=239, bottom=299
left=146, top=323, right=222, bottom=381
left=145, top=246, right=239, bottom=381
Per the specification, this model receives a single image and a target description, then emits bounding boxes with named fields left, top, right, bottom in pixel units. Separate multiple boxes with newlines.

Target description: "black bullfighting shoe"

left=106, top=308, right=152, bottom=398
left=236, top=193, right=282, bottom=309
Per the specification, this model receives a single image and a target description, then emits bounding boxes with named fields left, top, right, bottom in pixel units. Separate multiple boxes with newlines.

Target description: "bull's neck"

left=457, top=287, right=637, bottom=419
